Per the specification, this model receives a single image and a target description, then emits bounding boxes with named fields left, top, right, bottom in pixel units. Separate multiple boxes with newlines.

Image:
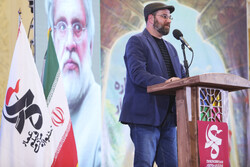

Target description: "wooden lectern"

left=147, top=73, right=250, bottom=167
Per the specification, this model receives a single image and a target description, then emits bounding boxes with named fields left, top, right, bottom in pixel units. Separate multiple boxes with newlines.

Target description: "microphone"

left=173, top=29, right=193, bottom=52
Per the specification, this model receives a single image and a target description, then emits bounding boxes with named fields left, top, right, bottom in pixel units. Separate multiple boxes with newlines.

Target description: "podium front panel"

left=198, top=87, right=228, bottom=123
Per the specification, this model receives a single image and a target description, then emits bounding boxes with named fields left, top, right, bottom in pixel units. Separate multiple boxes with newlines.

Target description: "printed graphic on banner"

left=0, top=22, right=55, bottom=167
left=3, top=79, right=53, bottom=154
left=4, top=79, right=43, bottom=134
left=197, top=121, right=229, bottom=167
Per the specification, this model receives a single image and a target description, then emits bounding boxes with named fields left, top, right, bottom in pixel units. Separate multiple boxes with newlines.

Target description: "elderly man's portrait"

left=45, top=0, right=101, bottom=166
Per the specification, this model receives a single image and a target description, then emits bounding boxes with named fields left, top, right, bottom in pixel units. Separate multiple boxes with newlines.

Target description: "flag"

left=43, top=29, right=78, bottom=167
left=0, top=22, right=54, bottom=166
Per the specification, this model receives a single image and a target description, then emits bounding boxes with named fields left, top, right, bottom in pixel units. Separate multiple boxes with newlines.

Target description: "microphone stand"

left=181, top=43, right=189, bottom=77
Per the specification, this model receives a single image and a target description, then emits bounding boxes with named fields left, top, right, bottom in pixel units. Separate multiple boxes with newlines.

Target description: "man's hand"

left=165, top=77, right=180, bottom=83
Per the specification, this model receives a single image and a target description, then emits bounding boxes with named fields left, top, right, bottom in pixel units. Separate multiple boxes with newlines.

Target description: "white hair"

left=44, top=0, right=95, bottom=52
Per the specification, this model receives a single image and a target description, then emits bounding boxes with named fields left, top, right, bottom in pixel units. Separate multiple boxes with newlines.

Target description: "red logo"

left=198, top=121, right=229, bottom=167
left=6, top=79, right=20, bottom=105
left=51, top=107, right=64, bottom=127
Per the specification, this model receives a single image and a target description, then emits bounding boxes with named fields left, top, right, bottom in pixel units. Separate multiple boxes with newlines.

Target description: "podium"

left=147, top=73, right=250, bottom=167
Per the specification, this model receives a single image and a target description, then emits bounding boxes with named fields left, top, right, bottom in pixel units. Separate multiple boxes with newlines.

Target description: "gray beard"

left=156, top=27, right=169, bottom=35
left=153, top=18, right=169, bottom=35
left=59, top=51, right=92, bottom=113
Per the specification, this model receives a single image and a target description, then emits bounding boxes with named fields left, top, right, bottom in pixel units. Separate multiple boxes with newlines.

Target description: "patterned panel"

left=199, top=87, right=223, bottom=122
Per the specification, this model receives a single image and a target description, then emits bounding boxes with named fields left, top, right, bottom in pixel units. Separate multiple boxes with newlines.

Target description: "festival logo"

left=197, top=121, right=229, bottom=167
left=3, top=79, right=43, bottom=134
left=3, top=79, right=54, bottom=153
left=205, top=124, right=222, bottom=159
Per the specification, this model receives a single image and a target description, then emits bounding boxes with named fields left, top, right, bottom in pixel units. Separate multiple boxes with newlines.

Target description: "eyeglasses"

left=53, top=21, right=87, bottom=43
left=156, top=14, right=173, bottom=20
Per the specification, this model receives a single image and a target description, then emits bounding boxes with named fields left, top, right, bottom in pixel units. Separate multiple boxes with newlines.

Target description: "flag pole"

left=18, top=8, right=21, bottom=28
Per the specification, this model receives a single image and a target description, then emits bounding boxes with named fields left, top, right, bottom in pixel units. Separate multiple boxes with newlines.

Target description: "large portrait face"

left=52, top=0, right=93, bottom=106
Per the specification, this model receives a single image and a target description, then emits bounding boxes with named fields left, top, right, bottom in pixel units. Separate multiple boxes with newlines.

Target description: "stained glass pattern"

left=199, top=87, right=223, bottom=122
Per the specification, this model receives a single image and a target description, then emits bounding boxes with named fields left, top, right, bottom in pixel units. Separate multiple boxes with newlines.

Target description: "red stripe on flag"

left=51, top=122, right=78, bottom=167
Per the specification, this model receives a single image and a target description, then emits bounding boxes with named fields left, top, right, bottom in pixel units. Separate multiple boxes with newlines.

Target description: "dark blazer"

left=119, top=28, right=186, bottom=126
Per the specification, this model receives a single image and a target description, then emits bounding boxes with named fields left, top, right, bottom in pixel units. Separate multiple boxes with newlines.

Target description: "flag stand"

left=18, top=9, right=21, bottom=28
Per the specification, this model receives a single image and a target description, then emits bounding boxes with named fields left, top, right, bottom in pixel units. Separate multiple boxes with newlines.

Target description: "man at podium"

left=119, top=2, right=186, bottom=167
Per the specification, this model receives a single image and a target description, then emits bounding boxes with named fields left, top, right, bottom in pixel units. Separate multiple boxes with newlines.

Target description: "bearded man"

left=119, top=2, right=186, bottom=167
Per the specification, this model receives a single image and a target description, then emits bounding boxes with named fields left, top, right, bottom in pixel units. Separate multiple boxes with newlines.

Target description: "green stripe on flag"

left=43, top=31, right=60, bottom=103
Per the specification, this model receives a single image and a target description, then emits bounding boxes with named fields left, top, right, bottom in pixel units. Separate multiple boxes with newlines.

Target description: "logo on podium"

left=198, top=121, right=229, bottom=167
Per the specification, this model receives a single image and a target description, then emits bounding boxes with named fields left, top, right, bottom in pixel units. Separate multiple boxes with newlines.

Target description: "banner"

left=43, top=30, right=78, bottom=167
left=0, top=22, right=54, bottom=167
left=198, top=121, right=229, bottom=167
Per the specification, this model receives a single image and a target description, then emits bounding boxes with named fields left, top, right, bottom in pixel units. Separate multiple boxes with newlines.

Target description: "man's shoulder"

left=127, top=29, right=149, bottom=46
left=130, top=29, right=148, bottom=39
left=129, top=32, right=144, bottom=40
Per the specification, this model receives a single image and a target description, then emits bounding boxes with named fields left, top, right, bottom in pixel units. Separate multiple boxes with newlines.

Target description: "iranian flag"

left=0, top=22, right=54, bottom=166
left=43, top=29, right=78, bottom=167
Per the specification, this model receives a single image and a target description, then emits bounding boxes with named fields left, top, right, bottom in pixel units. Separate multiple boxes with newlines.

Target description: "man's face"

left=53, top=0, right=92, bottom=107
left=153, top=9, right=171, bottom=35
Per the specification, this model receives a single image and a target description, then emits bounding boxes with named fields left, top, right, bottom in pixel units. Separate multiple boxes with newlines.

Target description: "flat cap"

left=144, top=2, right=175, bottom=21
